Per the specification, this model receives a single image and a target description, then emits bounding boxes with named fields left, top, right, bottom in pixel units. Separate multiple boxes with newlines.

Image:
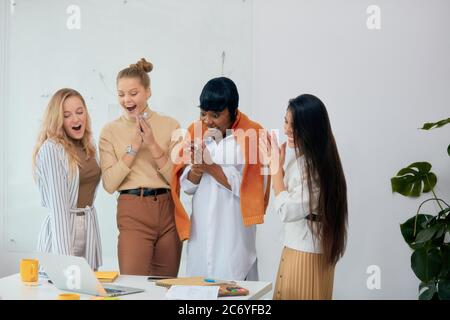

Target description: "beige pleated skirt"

left=273, top=246, right=335, bottom=300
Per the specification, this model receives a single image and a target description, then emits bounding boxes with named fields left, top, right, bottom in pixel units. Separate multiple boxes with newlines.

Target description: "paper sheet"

left=165, top=285, right=220, bottom=300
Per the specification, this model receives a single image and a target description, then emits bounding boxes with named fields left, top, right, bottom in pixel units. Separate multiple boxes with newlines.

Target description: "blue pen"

left=204, top=278, right=236, bottom=285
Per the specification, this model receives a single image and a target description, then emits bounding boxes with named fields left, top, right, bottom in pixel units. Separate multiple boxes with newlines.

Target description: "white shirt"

left=180, top=134, right=257, bottom=281
left=35, top=139, right=103, bottom=270
left=274, top=147, right=322, bottom=253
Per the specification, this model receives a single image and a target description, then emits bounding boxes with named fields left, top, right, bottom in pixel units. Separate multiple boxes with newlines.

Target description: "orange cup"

left=20, top=258, right=39, bottom=283
left=58, top=293, right=80, bottom=300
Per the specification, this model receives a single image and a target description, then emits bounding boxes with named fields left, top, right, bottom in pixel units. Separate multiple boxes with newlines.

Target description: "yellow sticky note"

left=94, top=271, right=119, bottom=283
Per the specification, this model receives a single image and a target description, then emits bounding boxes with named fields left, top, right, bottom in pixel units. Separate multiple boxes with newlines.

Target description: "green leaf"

left=391, top=162, right=437, bottom=197
left=415, top=225, right=439, bottom=244
left=415, top=223, right=447, bottom=244
left=422, top=173, right=437, bottom=193
left=411, top=180, right=422, bottom=197
left=398, top=166, right=426, bottom=176
left=435, top=223, right=446, bottom=239
left=437, top=207, right=450, bottom=219
left=420, top=118, right=450, bottom=130
left=440, top=245, right=450, bottom=280
left=438, top=280, right=450, bottom=300
left=419, top=281, right=437, bottom=300
left=411, top=248, right=442, bottom=282
left=400, top=214, right=434, bottom=248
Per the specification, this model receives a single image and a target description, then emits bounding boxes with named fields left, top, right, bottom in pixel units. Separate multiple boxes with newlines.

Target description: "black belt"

left=120, top=188, right=169, bottom=197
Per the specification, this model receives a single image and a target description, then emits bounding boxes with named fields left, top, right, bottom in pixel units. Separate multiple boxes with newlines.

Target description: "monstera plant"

left=391, top=118, right=450, bottom=300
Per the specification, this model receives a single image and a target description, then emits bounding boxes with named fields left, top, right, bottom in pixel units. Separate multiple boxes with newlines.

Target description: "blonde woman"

left=99, top=58, right=181, bottom=276
left=33, top=88, right=102, bottom=270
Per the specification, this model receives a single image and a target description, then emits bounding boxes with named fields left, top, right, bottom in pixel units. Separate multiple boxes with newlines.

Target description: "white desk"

left=0, top=274, right=272, bottom=300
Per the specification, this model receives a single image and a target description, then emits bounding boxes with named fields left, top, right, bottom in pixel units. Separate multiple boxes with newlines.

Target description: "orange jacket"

left=171, top=111, right=271, bottom=241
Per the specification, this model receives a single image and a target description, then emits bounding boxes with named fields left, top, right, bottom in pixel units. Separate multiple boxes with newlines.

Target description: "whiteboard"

left=2, top=0, right=252, bottom=263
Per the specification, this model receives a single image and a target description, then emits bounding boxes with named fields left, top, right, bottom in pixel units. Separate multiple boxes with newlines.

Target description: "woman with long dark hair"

left=261, top=94, right=347, bottom=299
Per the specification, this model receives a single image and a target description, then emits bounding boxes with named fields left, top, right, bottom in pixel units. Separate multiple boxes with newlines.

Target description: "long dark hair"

left=288, top=94, right=348, bottom=266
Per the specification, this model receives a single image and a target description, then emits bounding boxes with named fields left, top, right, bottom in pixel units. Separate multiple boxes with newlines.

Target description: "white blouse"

left=274, top=147, right=322, bottom=253
left=180, top=134, right=258, bottom=281
left=35, top=139, right=102, bottom=270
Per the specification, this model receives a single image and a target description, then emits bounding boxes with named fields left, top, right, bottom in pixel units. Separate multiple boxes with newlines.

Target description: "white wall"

left=252, top=0, right=450, bottom=299
left=0, top=0, right=252, bottom=277
left=0, top=0, right=9, bottom=278
left=2, top=0, right=450, bottom=300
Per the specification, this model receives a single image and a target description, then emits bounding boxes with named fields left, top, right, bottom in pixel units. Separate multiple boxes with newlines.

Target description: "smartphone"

left=138, top=112, right=148, bottom=133
left=138, top=115, right=145, bottom=133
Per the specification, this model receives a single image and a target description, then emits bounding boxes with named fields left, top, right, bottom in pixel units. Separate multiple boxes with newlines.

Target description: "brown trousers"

left=116, top=192, right=182, bottom=276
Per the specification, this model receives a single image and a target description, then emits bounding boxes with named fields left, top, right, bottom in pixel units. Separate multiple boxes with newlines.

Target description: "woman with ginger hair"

left=99, top=58, right=182, bottom=276
left=33, top=88, right=102, bottom=270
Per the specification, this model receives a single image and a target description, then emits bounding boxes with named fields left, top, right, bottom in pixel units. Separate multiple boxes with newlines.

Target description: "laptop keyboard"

left=105, top=288, right=124, bottom=294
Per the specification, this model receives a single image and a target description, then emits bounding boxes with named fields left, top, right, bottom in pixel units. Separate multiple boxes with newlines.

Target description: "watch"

left=126, top=145, right=137, bottom=156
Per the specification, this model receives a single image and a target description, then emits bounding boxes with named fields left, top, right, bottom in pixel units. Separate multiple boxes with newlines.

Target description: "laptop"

left=39, top=253, right=145, bottom=297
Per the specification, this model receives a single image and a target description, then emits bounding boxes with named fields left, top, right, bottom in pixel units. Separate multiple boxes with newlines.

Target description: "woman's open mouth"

left=72, top=125, right=82, bottom=131
left=126, top=105, right=137, bottom=112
